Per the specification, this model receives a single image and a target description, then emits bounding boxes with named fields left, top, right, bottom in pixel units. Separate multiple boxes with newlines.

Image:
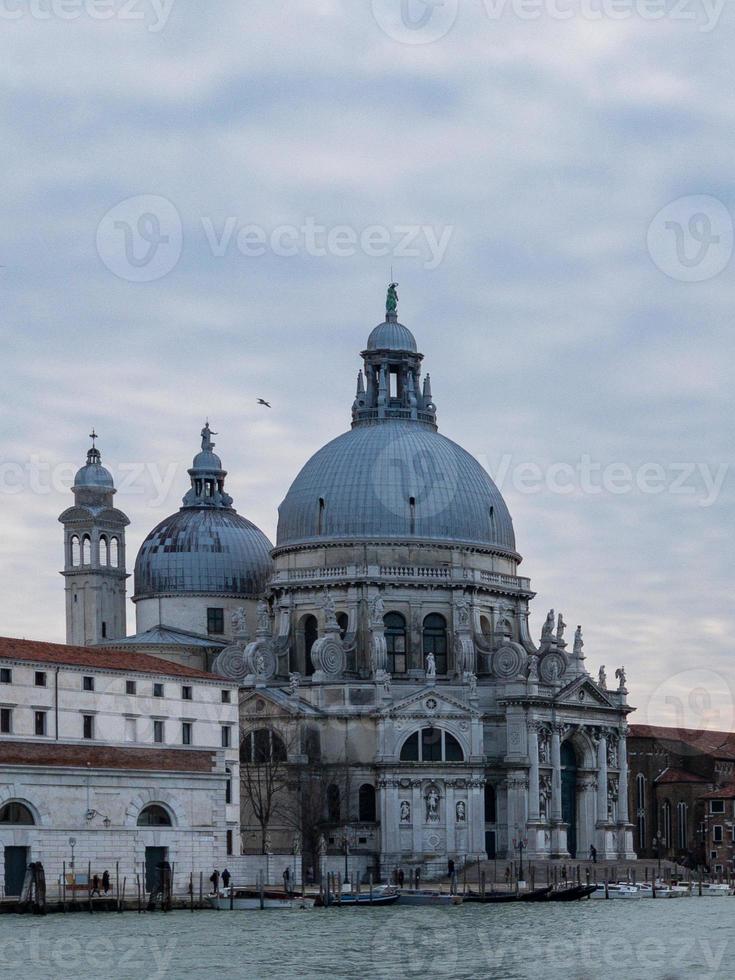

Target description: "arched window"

left=81, top=535, right=91, bottom=566
left=480, top=615, right=492, bottom=638
left=109, top=537, right=119, bottom=568
left=636, top=773, right=646, bottom=852
left=677, top=801, right=688, bottom=851
left=303, top=615, right=318, bottom=677
left=337, top=613, right=349, bottom=640
left=484, top=784, right=496, bottom=823
left=399, top=728, right=465, bottom=763
left=225, top=767, right=232, bottom=805
left=99, top=536, right=108, bottom=566
left=423, top=614, right=448, bottom=674
left=0, top=801, right=35, bottom=825
left=358, top=784, right=376, bottom=822
left=661, top=800, right=672, bottom=848
left=70, top=535, right=81, bottom=567
left=241, top=728, right=287, bottom=765
left=636, top=773, right=646, bottom=811
left=385, top=612, right=407, bottom=674
left=327, top=784, right=341, bottom=823
left=303, top=726, right=321, bottom=763
left=137, top=804, right=172, bottom=827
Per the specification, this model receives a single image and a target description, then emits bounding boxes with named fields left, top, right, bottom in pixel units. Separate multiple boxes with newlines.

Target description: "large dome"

left=134, top=508, right=273, bottom=599
left=276, top=422, right=516, bottom=553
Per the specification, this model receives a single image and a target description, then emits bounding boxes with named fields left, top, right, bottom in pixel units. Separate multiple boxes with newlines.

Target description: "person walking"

left=102, top=869, right=110, bottom=894
left=209, top=869, right=220, bottom=895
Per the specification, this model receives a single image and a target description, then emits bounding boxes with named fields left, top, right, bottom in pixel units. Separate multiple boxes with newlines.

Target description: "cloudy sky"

left=1, top=0, right=732, bottom=728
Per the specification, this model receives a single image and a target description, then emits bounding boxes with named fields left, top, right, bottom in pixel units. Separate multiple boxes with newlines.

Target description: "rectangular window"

left=83, top=715, right=94, bottom=740
left=226, top=829, right=233, bottom=856
left=711, top=799, right=725, bottom=814
left=153, top=720, right=164, bottom=744
left=207, top=607, right=225, bottom=635
left=182, top=685, right=193, bottom=701
left=713, top=825, right=723, bottom=843
left=34, top=711, right=46, bottom=736
left=35, top=671, right=46, bottom=687
left=126, top=680, right=136, bottom=696
left=0, top=668, right=11, bottom=684
left=153, top=683, right=164, bottom=698
left=0, top=707, right=11, bottom=734
left=221, top=726, right=231, bottom=748
left=221, top=690, right=231, bottom=704
left=182, top=722, right=192, bottom=746
left=83, top=676, right=95, bottom=692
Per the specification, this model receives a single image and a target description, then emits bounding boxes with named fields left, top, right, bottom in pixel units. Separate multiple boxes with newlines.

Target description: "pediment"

left=382, top=686, right=479, bottom=720
left=239, top=686, right=323, bottom=719
left=554, top=675, right=616, bottom=709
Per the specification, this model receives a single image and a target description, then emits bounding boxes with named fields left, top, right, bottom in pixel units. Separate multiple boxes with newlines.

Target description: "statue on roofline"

left=386, top=282, right=399, bottom=313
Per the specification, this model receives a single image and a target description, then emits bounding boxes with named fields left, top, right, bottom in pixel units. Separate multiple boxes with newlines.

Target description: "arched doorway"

left=303, top=615, right=318, bottom=676
left=561, top=742, right=578, bottom=857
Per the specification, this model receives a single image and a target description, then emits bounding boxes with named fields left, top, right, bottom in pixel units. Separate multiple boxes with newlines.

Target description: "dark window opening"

left=137, top=804, right=171, bottom=827
left=337, top=613, right=349, bottom=640
left=0, top=802, right=34, bottom=825
left=83, top=715, right=94, bottom=740
left=83, top=676, right=94, bottom=692
left=317, top=497, right=325, bottom=535
left=153, top=683, right=164, bottom=698
left=182, top=686, right=192, bottom=701
left=423, top=614, right=448, bottom=674
left=327, top=784, right=341, bottom=823
left=35, top=672, right=47, bottom=688
left=304, top=615, right=318, bottom=676
left=484, top=784, right=497, bottom=823
left=34, top=711, right=46, bottom=737
left=385, top=612, right=407, bottom=674
left=0, top=668, right=11, bottom=684
left=0, top=708, right=12, bottom=734
left=358, top=784, right=376, bottom=822
left=207, top=607, right=225, bottom=635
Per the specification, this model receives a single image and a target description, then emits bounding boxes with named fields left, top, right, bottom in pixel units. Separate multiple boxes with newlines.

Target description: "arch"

left=676, top=801, right=688, bottom=852
left=70, top=535, right=81, bottom=567
left=480, top=615, right=492, bottom=638
left=0, top=801, right=35, bottom=825
left=99, top=535, right=108, bottom=566
left=399, top=727, right=466, bottom=763
left=358, top=783, right=376, bottom=822
left=384, top=612, right=407, bottom=674
left=327, top=783, right=341, bottom=823
left=124, top=790, right=186, bottom=829
left=336, top=612, right=349, bottom=640
left=137, top=803, right=173, bottom=827
left=241, top=728, right=287, bottom=765
left=81, top=534, right=91, bottom=566
left=636, top=773, right=647, bottom=852
left=661, top=799, right=672, bottom=848
left=225, top=767, right=232, bottom=806
left=423, top=613, right=448, bottom=674
left=109, top=537, right=119, bottom=568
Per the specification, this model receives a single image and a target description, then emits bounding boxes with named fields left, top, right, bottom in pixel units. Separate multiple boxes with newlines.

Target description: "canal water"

left=0, top=900, right=732, bottom=979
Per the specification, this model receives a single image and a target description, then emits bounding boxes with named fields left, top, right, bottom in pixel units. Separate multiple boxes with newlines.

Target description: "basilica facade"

left=71, top=290, right=635, bottom=877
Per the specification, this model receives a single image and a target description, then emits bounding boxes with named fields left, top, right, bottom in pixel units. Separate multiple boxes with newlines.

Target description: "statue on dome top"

left=386, top=282, right=399, bottom=313
left=201, top=421, right=217, bottom=452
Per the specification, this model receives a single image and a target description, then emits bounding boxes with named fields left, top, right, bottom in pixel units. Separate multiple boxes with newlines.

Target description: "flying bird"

left=257, top=399, right=271, bottom=408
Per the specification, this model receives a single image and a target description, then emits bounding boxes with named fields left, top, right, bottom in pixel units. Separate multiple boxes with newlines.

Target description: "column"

left=412, top=780, right=423, bottom=856
left=617, top=731, right=630, bottom=823
left=528, top=725, right=540, bottom=821
left=445, top=781, right=456, bottom=854
left=596, top=732, right=608, bottom=824
left=550, top=727, right=562, bottom=822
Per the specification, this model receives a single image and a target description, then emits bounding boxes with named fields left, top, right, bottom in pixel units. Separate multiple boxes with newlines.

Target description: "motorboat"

left=697, top=883, right=732, bottom=897
left=207, top=888, right=314, bottom=910
left=315, top=890, right=399, bottom=907
left=397, top=889, right=463, bottom=906
left=590, top=883, right=641, bottom=899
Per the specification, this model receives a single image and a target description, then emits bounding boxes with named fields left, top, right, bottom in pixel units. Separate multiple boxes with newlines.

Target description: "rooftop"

left=630, top=724, right=735, bottom=761
left=0, top=636, right=228, bottom=682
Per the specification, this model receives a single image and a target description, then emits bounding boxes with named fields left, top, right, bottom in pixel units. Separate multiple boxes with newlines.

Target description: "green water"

left=0, top=901, right=731, bottom=979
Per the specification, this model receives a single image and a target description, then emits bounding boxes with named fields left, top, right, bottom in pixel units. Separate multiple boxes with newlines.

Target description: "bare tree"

left=239, top=727, right=292, bottom=854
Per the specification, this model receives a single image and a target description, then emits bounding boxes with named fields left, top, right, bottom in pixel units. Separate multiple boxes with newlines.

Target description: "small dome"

left=74, top=461, right=114, bottom=489
left=366, top=319, right=418, bottom=353
left=276, top=422, right=516, bottom=553
left=191, top=450, right=223, bottom=471
left=134, top=509, right=273, bottom=600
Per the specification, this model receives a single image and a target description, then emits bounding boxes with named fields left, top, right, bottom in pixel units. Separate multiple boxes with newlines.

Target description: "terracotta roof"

left=654, top=766, right=709, bottom=785
left=700, top=784, right=735, bottom=800
left=0, top=740, right=218, bottom=772
left=0, top=636, right=227, bottom=681
left=629, top=724, right=735, bottom=761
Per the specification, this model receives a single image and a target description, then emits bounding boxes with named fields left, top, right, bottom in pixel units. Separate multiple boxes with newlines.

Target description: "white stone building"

left=59, top=287, right=636, bottom=882
left=0, top=636, right=239, bottom=896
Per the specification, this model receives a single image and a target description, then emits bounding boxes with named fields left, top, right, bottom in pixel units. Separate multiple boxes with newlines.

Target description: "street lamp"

left=342, top=828, right=354, bottom=884
left=68, top=837, right=77, bottom=872
left=512, top=833, right=528, bottom=880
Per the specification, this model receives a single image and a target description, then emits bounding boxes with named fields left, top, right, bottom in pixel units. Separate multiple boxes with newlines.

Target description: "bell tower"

left=58, top=433, right=130, bottom=645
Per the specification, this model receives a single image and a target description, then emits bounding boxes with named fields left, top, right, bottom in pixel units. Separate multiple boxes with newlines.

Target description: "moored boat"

left=397, top=890, right=462, bottom=906
left=208, top=889, right=314, bottom=910
left=315, top=891, right=400, bottom=907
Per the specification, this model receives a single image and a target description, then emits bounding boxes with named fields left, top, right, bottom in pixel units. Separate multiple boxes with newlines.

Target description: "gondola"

left=544, top=884, right=597, bottom=902
left=314, top=891, right=400, bottom=907
left=463, top=886, right=552, bottom=904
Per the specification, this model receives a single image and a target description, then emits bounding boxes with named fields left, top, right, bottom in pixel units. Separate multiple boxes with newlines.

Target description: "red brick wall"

left=0, top=740, right=217, bottom=772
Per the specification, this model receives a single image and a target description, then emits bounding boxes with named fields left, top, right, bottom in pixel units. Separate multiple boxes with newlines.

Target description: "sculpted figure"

left=615, top=666, right=627, bottom=691
left=541, top=609, right=555, bottom=641
left=201, top=421, right=217, bottom=452
left=425, top=787, right=440, bottom=822
left=573, top=625, right=584, bottom=657
left=556, top=613, right=567, bottom=644
left=231, top=607, right=248, bottom=636
left=400, top=800, right=411, bottom=822
left=288, top=672, right=300, bottom=695
left=386, top=282, right=399, bottom=313
left=426, top=653, right=437, bottom=679
left=370, top=593, right=385, bottom=626
left=456, top=800, right=466, bottom=822
left=598, top=665, right=607, bottom=690
left=454, top=594, right=471, bottom=628
left=257, top=600, right=270, bottom=633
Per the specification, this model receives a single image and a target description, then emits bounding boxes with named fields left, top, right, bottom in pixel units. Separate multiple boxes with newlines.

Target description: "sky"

left=1, top=0, right=733, bottom=729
